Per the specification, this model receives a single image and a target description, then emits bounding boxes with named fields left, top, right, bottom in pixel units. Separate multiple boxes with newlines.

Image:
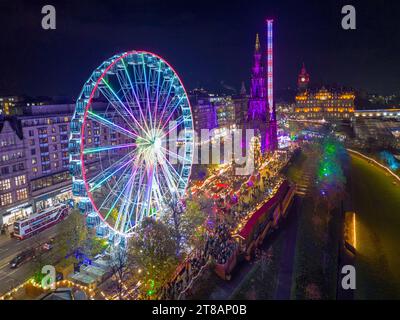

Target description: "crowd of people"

left=206, top=223, right=237, bottom=265
left=160, top=249, right=209, bottom=300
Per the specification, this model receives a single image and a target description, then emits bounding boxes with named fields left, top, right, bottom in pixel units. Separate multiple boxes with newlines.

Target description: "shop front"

left=1, top=201, right=33, bottom=228
left=33, top=187, right=73, bottom=212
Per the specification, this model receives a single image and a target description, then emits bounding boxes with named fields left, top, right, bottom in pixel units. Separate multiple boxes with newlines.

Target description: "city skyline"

left=1, top=0, right=400, bottom=97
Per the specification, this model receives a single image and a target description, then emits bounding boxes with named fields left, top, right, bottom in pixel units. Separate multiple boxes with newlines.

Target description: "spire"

left=240, top=81, right=247, bottom=95
left=255, top=33, right=260, bottom=52
left=301, top=62, right=307, bottom=74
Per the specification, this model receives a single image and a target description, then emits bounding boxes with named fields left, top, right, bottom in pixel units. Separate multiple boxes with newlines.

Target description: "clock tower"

left=297, top=63, right=310, bottom=91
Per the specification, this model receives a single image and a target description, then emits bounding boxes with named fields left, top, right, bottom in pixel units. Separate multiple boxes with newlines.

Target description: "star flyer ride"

left=69, top=51, right=194, bottom=241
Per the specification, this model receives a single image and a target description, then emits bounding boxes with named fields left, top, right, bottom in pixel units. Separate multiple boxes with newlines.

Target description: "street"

left=0, top=222, right=62, bottom=295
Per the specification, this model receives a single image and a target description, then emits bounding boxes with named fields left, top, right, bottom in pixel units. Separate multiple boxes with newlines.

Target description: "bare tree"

left=109, top=246, right=136, bottom=300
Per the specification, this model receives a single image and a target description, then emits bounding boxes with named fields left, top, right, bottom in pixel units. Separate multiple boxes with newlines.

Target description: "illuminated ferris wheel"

left=69, top=51, right=194, bottom=237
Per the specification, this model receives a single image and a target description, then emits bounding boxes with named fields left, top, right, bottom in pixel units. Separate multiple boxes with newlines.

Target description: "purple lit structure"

left=246, top=19, right=278, bottom=153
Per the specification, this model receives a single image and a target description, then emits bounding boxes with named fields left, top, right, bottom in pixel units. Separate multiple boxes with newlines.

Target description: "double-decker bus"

left=13, top=204, right=70, bottom=240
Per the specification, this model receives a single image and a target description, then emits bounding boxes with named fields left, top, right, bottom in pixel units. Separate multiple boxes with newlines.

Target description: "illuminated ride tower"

left=247, top=33, right=269, bottom=152
left=265, top=19, right=278, bottom=152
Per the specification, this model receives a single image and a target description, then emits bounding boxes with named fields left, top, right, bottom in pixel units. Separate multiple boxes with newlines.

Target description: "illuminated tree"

left=315, top=139, right=347, bottom=215
left=53, top=210, right=88, bottom=261
left=129, top=218, right=179, bottom=298
left=180, top=200, right=207, bottom=250
left=249, top=136, right=262, bottom=173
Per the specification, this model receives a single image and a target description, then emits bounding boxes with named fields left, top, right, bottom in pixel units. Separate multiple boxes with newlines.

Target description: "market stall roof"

left=238, top=180, right=289, bottom=239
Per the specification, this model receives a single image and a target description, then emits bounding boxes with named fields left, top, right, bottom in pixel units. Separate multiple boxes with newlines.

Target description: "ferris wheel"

left=69, top=51, right=194, bottom=237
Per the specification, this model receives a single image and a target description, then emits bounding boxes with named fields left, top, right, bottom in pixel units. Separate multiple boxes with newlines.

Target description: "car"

left=42, top=243, right=53, bottom=251
left=9, top=249, right=35, bottom=269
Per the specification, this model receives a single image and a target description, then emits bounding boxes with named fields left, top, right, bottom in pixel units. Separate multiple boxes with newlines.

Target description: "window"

left=40, top=146, right=49, bottom=153
left=15, top=175, right=26, bottom=186
left=31, top=149, right=36, bottom=156
left=32, top=167, right=38, bottom=173
left=32, top=158, right=37, bottom=165
left=0, top=193, right=12, bottom=206
left=29, top=130, right=34, bottom=137
left=0, top=179, right=11, bottom=191
left=38, top=127, right=47, bottom=135
left=16, top=188, right=28, bottom=201
left=39, top=137, right=48, bottom=144
left=1, top=167, right=9, bottom=175
left=12, top=163, right=24, bottom=172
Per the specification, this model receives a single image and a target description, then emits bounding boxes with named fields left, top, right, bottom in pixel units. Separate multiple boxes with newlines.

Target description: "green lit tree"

left=53, top=210, right=88, bottom=261
left=129, top=218, right=179, bottom=299
left=180, top=200, right=207, bottom=250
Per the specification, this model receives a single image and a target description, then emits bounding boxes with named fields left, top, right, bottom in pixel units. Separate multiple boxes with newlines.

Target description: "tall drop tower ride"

left=266, top=19, right=278, bottom=152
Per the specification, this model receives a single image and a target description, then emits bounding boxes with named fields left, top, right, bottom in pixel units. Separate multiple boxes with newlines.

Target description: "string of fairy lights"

left=0, top=278, right=111, bottom=300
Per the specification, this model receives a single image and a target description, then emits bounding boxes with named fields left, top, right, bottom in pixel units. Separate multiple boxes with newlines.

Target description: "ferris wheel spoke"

left=158, top=157, right=179, bottom=197
left=83, top=143, right=136, bottom=155
left=115, top=71, right=137, bottom=116
left=88, top=150, right=134, bottom=185
left=114, top=165, right=137, bottom=233
left=128, top=163, right=150, bottom=230
left=158, top=96, right=185, bottom=132
left=132, top=167, right=147, bottom=229
left=150, top=170, right=168, bottom=217
left=128, top=164, right=147, bottom=229
left=157, top=80, right=175, bottom=131
left=96, top=162, right=133, bottom=213
left=144, top=166, right=156, bottom=221
left=158, top=78, right=173, bottom=109
left=141, top=54, right=153, bottom=131
left=122, top=164, right=142, bottom=231
left=89, top=154, right=136, bottom=192
left=161, top=146, right=190, bottom=164
left=152, top=62, right=162, bottom=130
left=124, top=164, right=145, bottom=231
left=87, top=110, right=139, bottom=140
left=121, top=59, right=151, bottom=134
left=100, top=78, right=150, bottom=138
left=160, top=152, right=187, bottom=188
left=98, top=86, right=142, bottom=138
left=160, top=116, right=185, bottom=139
left=103, top=171, right=136, bottom=222
left=131, top=61, right=153, bottom=134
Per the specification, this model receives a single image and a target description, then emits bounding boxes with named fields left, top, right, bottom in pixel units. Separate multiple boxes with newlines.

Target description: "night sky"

left=1, top=0, right=399, bottom=97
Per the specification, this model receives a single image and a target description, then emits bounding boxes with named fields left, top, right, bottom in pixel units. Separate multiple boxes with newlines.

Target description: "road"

left=349, top=153, right=400, bottom=299
left=0, top=223, right=61, bottom=295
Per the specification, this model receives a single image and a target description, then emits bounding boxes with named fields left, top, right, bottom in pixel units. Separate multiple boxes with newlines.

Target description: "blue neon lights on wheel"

left=69, top=51, right=194, bottom=237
